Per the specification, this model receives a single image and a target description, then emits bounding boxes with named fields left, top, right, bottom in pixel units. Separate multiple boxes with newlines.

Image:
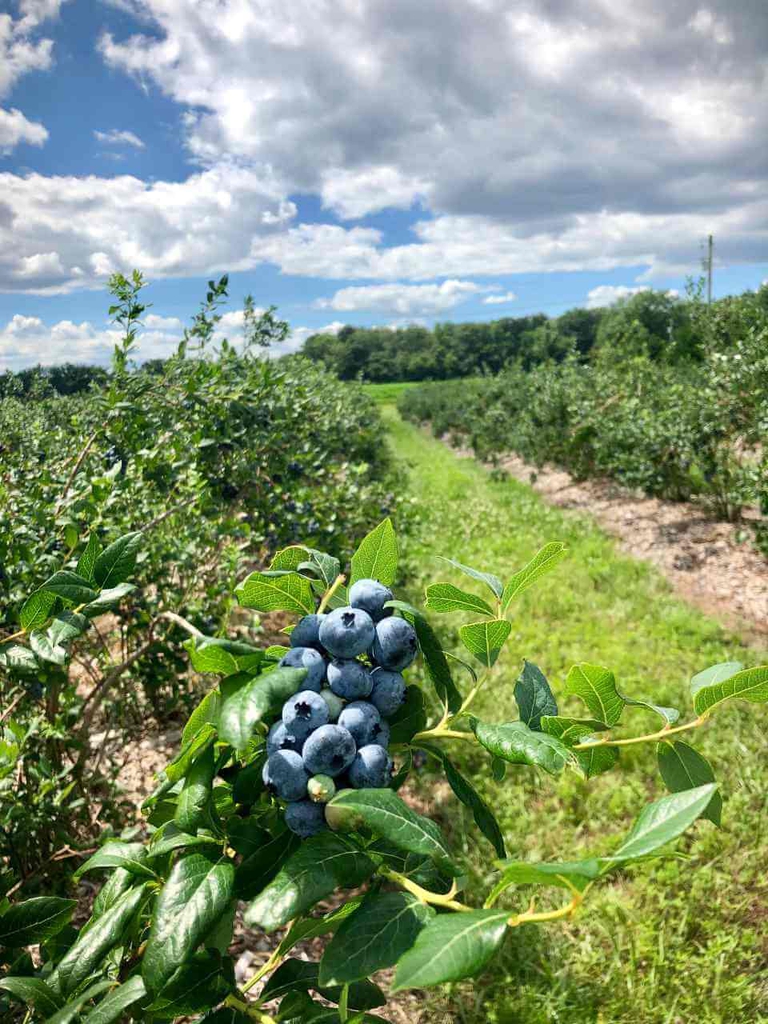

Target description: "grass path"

left=384, top=407, right=768, bottom=1024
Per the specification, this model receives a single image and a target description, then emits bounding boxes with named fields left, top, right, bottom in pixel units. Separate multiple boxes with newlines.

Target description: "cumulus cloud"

left=0, top=106, right=47, bottom=152
left=94, top=128, right=145, bottom=149
left=586, top=285, right=650, bottom=309
left=0, top=0, right=63, bottom=153
left=316, top=280, right=487, bottom=315
left=483, top=291, right=517, bottom=305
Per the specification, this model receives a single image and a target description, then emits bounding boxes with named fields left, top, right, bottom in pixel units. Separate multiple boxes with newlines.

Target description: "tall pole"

left=707, top=234, right=713, bottom=305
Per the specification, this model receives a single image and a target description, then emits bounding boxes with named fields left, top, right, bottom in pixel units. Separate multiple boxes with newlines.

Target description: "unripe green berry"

left=319, top=687, right=344, bottom=721
left=307, top=774, right=336, bottom=804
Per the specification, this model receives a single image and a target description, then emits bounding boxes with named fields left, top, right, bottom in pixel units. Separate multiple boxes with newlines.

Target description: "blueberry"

left=338, top=701, right=381, bottom=747
left=349, top=578, right=394, bottom=623
left=348, top=745, right=393, bottom=789
left=319, top=687, right=344, bottom=721
left=289, top=614, right=326, bottom=652
left=262, top=750, right=309, bottom=802
left=327, top=659, right=373, bottom=700
left=302, top=724, right=357, bottom=778
left=371, top=719, right=390, bottom=749
left=285, top=799, right=327, bottom=837
left=370, top=668, right=407, bottom=717
left=371, top=617, right=418, bottom=671
left=267, top=721, right=303, bottom=756
left=278, top=647, right=327, bottom=691
left=282, top=690, right=330, bottom=740
left=319, top=606, right=375, bottom=659
left=307, top=774, right=336, bottom=803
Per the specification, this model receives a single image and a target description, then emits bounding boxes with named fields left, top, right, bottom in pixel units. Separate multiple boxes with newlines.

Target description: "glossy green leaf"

left=76, top=532, right=101, bottom=582
left=487, top=859, right=600, bottom=905
left=319, top=892, right=434, bottom=985
left=691, top=664, right=768, bottom=717
left=617, top=689, right=680, bottom=726
left=260, top=958, right=385, bottom=1009
left=539, top=716, right=617, bottom=778
left=439, top=557, right=503, bottom=599
left=420, top=744, right=505, bottom=857
left=28, top=628, right=66, bottom=665
left=300, top=547, right=342, bottom=588
left=218, top=666, right=305, bottom=749
left=276, top=897, right=365, bottom=957
left=148, top=822, right=221, bottom=860
left=234, top=826, right=300, bottom=900
left=270, top=546, right=307, bottom=571
left=182, top=689, right=222, bottom=747
left=41, top=570, right=98, bottom=605
left=387, top=685, right=427, bottom=744
left=326, top=788, right=455, bottom=874
left=82, top=583, right=136, bottom=617
left=514, top=661, right=557, bottom=730
left=142, top=854, right=235, bottom=995
left=184, top=637, right=263, bottom=676
left=244, top=833, right=374, bottom=932
left=425, top=583, right=495, bottom=617
left=174, top=744, right=216, bottom=834
left=0, top=976, right=62, bottom=1016
left=411, top=614, right=462, bottom=713
left=0, top=642, right=38, bottom=675
left=459, top=618, right=511, bottom=667
left=501, top=542, right=566, bottom=610
left=235, top=571, right=314, bottom=615
left=470, top=718, right=576, bottom=776
left=75, top=841, right=157, bottom=881
left=564, top=663, right=624, bottom=726
left=392, top=909, right=509, bottom=991
left=349, top=518, right=398, bottom=585
left=19, top=588, right=56, bottom=631
left=81, top=976, right=147, bottom=1024
left=93, top=531, right=142, bottom=588
left=145, top=950, right=233, bottom=1018
left=657, top=741, right=721, bottom=826
left=47, top=610, right=89, bottom=647
left=604, top=784, right=718, bottom=866
left=0, top=896, right=76, bottom=948
left=91, top=868, right=134, bottom=921
left=46, top=980, right=114, bottom=1024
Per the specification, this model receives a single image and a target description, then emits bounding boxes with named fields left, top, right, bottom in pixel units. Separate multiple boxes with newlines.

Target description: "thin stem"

left=412, top=726, right=473, bottom=742
left=0, top=629, right=25, bottom=647
left=507, top=887, right=583, bottom=928
left=241, top=942, right=287, bottom=995
left=338, top=984, right=349, bottom=1022
left=318, top=573, right=346, bottom=614
left=224, top=996, right=276, bottom=1023
left=573, top=717, right=705, bottom=751
left=381, top=868, right=473, bottom=912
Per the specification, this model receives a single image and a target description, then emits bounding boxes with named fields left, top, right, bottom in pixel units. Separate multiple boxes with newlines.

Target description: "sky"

left=1, top=0, right=768, bottom=368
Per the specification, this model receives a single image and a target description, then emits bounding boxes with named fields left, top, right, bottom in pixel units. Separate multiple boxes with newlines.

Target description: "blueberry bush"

left=1, top=519, right=765, bottom=1022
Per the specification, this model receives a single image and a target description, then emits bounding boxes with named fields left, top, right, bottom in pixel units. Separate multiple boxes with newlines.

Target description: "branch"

left=55, top=429, right=100, bottom=514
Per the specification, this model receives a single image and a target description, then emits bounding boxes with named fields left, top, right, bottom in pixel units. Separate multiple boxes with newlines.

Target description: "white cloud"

left=320, top=166, right=433, bottom=220
left=94, top=128, right=145, bottom=149
left=586, top=285, right=650, bottom=308
left=483, top=291, right=517, bottom=305
left=287, top=321, right=345, bottom=353
left=16, top=0, right=68, bottom=31
left=144, top=313, right=182, bottom=329
left=0, top=106, right=47, bottom=151
left=316, top=280, right=486, bottom=315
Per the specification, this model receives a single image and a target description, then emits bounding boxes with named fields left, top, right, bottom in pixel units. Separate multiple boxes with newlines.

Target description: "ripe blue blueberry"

left=289, top=613, right=326, bottom=652
left=267, top=721, right=302, bottom=756
left=348, top=578, right=394, bottom=623
left=302, top=724, right=357, bottom=778
left=278, top=647, right=327, bottom=691
left=338, top=701, right=381, bottom=747
left=319, top=606, right=375, bottom=659
left=282, top=690, right=330, bottom=740
left=348, top=744, right=393, bottom=789
left=327, top=659, right=373, bottom=700
left=319, top=687, right=344, bottom=721
left=285, top=799, right=327, bottom=837
left=370, top=668, right=407, bottom=717
left=372, top=719, right=390, bottom=748
left=371, top=616, right=418, bottom=671
left=262, top=750, right=309, bottom=802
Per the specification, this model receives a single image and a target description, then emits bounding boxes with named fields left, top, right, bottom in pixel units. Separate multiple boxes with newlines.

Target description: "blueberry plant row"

left=1, top=518, right=766, bottom=1022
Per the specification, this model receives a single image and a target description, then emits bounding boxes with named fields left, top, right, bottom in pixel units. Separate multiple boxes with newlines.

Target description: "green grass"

left=360, top=381, right=420, bottom=404
left=384, top=407, right=768, bottom=1024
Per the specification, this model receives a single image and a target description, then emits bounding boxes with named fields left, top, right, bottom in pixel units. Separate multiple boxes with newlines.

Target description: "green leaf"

left=320, top=892, right=434, bottom=985
left=459, top=618, right=511, bottom=667
left=657, top=741, right=722, bottom=826
left=81, top=976, right=147, bottom=1024
left=41, top=570, right=98, bottom=605
left=387, top=685, right=427, bottom=744
left=501, top=542, right=567, bottom=610
left=617, top=690, right=680, bottom=726
left=260, top=958, right=385, bottom=1009
left=604, top=784, right=718, bottom=866
left=325, top=789, right=455, bottom=875
left=420, top=744, right=505, bottom=857
left=470, top=718, right=577, bottom=776
left=75, top=842, right=157, bottom=881
left=160, top=722, right=217, bottom=787
left=77, top=532, right=101, bottom=582
left=29, top=628, right=67, bottom=665
left=93, top=531, right=143, bottom=588
left=488, top=859, right=600, bottom=905
left=235, top=827, right=299, bottom=901
left=50, top=886, right=148, bottom=997
left=184, top=637, right=262, bottom=676
left=439, top=557, right=503, bottom=599
left=0, top=976, right=62, bottom=1017
left=392, top=909, right=509, bottom=991
left=148, top=823, right=221, bottom=860
left=349, top=518, right=398, bottom=586
left=92, top=868, right=134, bottom=920
left=48, top=610, right=90, bottom=647
left=244, top=834, right=375, bottom=932
left=218, top=667, right=306, bottom=749
left=514, top=661, right=558, bottom=730
left=539, top=716, right=617, bottom=778
left=691, top=664, right=768, bottom=717
left=411, top=615, right=462, bottom=713
left=0, top=642, right=38, bottom=675
left=145, top=950, right=233, bottom=1018
left=82, top=582, right=136, bottom=617
left=564, top=663, right=624, bottom=726
left=182, top=689, right=222, bottom=747
left=175, top=744, right=216, bottom=834
left=300, top=548, right=342, bottom=588
left=235, top=571, right=314, bottom=615
left=425, top=583, right=495, bottom=617
left=142, top=854, right=235, bottom=995
left=45, top=980, right=114, bottom=1024
left=270, top=546, right=308, bottom=571
left=0, top=896, right=76, bottom=947
left=20, top=588, right=56, bottom=631
left=276, top=898, right=365, bottom=957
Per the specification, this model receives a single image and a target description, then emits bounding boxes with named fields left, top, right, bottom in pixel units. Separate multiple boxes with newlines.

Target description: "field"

left=361, top=381, right=420, bottom=405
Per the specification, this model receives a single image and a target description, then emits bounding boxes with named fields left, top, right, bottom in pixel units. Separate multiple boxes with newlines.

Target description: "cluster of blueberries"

left=264, top=578, right=418, bottom=837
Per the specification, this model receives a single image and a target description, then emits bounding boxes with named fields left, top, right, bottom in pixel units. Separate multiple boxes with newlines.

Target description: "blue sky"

left=1, top=0, right=768, bottom=367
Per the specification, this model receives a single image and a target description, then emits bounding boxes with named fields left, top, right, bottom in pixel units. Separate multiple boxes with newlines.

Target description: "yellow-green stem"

left=573, top=717, right=706, bottom=750
left=318, top=574, right=347, bottom=614
left=382, top=868, right=473, bottom=912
